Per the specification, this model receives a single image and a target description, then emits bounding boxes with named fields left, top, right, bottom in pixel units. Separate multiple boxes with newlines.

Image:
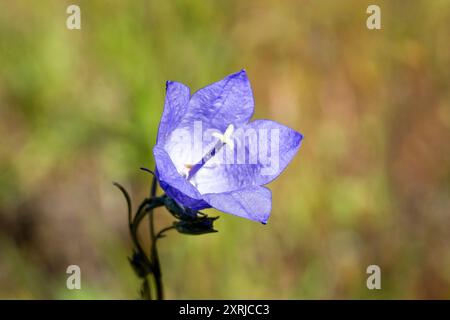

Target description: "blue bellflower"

left=153, top=70, right=303, bottom=224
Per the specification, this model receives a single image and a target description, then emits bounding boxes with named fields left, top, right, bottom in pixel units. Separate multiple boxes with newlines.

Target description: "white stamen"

left=212, top=124, right=235, bottom=150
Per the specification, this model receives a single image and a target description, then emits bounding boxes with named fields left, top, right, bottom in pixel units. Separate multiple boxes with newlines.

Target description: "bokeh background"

left=1, top=0, right=449, bottom=299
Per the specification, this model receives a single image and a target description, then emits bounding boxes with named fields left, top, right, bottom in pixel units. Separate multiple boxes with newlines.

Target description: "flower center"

left=183, top=124, right=235, bottom=181
left=212, top=124, right=235, bottom=150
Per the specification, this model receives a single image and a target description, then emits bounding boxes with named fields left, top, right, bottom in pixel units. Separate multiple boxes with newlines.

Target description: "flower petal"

left=159, top=180, right=210, bottom=210
left=177, top=70, right=254, bottom=133
left=246, top=119, right=303, bottom=185
left=153, top=145, right=210, bottom=209
left=157, top=81, right=190, bottom=145
left=202, top=186, right=272, bottom=223
left=192, top=120, right=303, bottom=194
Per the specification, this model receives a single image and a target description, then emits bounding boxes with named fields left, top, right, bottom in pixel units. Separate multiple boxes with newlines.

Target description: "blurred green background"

left=1, top=0, right=449, bottom=299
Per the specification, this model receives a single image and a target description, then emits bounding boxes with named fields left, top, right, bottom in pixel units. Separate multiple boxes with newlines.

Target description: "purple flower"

left=153, top=70, right=303, bottom=224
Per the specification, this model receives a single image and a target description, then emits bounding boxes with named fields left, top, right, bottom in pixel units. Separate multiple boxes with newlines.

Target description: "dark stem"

left=113, top=182, right=153, bottom=267
left=148, top=174, right=164, bottom=300
left=112, top=182, right=132, bottom=228
left=115, top=169, right=185, bottom=300
left=141, top=278, right=151, bottom=300
left=156, top=225, right=176, bottom=239
left=131, top=199, right=159, bottom=269
left=113, top=181, right=166, bottom=300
